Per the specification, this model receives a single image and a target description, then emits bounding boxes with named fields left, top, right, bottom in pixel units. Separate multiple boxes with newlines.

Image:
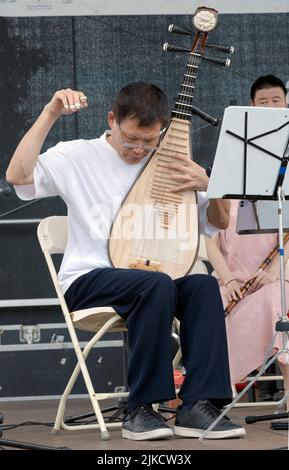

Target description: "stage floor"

left=0, top=398, right=288, bottom=451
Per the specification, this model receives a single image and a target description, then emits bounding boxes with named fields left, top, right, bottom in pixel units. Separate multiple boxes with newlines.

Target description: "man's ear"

left=108, top=111, right=116, bottom=129
left=250, top=99, right=254, bottom=106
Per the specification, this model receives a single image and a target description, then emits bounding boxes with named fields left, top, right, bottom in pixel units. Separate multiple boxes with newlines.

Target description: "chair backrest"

left=37, top=217, right=69, bottom=314
left=37, top=216, right=68, bottom=254
left=37, top=216, right=123, bottom=332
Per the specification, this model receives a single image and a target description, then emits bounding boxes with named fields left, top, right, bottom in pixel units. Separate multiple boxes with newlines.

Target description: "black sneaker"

left=174, top=400, right=246, bottom=439
left=122, top=405, right=173, bottom=441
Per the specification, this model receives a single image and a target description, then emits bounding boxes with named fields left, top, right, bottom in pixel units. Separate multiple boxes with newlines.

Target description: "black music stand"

left=203, top=106, right=289, bottom=440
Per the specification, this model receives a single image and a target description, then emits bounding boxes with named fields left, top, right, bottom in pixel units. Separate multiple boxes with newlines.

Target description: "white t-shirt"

left=15, top=131, right=218, bottom=293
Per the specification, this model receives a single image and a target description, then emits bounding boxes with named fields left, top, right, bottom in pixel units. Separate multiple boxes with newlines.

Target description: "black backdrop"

left=1, top=13, right=289, bottom=299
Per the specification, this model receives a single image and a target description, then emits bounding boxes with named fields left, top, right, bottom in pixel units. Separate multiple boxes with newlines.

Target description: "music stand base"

left=199, top=338, right=289, bottom=441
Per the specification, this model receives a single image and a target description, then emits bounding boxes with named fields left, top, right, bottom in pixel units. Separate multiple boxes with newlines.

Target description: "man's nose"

left=134, top=144, right=145, bottom=153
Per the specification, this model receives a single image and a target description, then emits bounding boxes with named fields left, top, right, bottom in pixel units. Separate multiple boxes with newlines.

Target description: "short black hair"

left=112, top=81, right=169, bottom=129
left=250, top=74, right=287, bottom=101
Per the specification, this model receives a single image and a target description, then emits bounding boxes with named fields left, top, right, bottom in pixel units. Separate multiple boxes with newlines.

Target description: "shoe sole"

left=122, top=428, right=173, bottom=441
left=174, top=425, right=246, bottom=439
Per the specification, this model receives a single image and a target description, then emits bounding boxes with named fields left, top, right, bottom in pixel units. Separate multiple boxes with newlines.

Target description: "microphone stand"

left=0, top=436, right=70, bottom=450
left=0, top=414, right=70, bottom=450
left=245, top=411, right=288, bottom=425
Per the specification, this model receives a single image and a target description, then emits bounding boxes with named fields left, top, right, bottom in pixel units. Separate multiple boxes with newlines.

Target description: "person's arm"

left=249, top=238, right=289, bottom=291
left=207, top=199, right=230, bottom=230
left=6, top=89, right=88, bottom=185
left=205, top=234, right=243, bottom=301
left=169, top=153, right=230, bottom=229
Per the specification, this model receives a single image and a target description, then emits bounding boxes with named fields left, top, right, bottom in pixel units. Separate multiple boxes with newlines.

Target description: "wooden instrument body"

left=108, top=118, right=199, bottom=279
left=108, top=6, right=231, bottom=278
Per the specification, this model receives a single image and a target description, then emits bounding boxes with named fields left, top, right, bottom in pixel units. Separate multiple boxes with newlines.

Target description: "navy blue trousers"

left=65, top=268, right=232, bottom=411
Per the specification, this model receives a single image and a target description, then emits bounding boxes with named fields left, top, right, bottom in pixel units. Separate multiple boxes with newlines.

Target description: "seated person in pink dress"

left=205, top=75, right=289, bottom=410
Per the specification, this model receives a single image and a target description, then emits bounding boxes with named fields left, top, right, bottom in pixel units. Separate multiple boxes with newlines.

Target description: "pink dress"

left=213, top=200, right=289, bottom=384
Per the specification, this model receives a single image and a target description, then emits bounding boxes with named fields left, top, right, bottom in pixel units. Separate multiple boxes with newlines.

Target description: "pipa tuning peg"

left=206, top=43, right=234, bottom=54
left=203, top=56, right=231, bottom=67
left=163, top=42, right=191, bottom=53
left=168, top=24, right=193, bottom=36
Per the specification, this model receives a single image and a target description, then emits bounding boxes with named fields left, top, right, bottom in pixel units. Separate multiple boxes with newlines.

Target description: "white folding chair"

left=37, top=216, right=128, bottom=440
left=38, top=216, right=187, bottom=435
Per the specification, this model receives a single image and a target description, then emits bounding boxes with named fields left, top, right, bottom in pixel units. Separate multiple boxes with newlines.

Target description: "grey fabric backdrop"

left=0, top=13, right=289, bottom=298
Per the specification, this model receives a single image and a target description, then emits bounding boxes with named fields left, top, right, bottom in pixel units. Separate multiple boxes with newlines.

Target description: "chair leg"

left=53, top=338, right=110, bottom=439
left=53, top=316, right=125, bottom=439
left=52, top=360, right=82, bottom=433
